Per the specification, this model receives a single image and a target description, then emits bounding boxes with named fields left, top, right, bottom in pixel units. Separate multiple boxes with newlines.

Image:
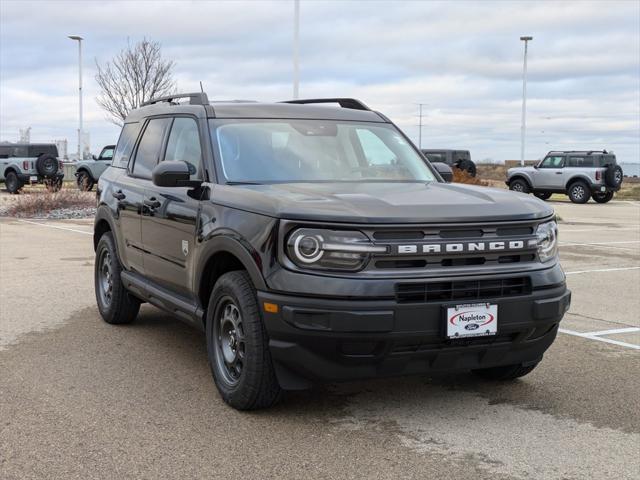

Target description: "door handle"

left=144, top=198, right=161, bottom=209
left=112, top=190, right=126, bottom=200
left=555, top=172, right=563, bottom=174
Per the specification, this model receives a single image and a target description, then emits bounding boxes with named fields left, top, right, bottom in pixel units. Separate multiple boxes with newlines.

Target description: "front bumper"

left=258, top=283, right=570, bottom=389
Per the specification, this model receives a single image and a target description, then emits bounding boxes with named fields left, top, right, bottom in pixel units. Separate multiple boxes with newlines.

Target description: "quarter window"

left=113, top=123, right=142, bottom=169
left=164, top=117, right=202, bottom=179
left=567, top=156, right=594, bottom=168
left=132, top=118, right=171, bottom=179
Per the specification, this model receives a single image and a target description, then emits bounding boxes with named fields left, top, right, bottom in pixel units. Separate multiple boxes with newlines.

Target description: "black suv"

left=94, top=93, right=570, bottom=410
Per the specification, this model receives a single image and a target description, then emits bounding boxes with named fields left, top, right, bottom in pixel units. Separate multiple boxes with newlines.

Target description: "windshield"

left=210, top=119, right=436, bottom=183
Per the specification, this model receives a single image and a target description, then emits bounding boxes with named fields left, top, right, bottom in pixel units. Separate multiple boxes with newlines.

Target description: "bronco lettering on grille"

left=395, top=239, right=537, bottom=255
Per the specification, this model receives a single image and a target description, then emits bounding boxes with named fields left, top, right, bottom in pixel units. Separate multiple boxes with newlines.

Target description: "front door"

left=141, top=116, right=205, bottom=298
left=534, top=155, right=566, bottom=188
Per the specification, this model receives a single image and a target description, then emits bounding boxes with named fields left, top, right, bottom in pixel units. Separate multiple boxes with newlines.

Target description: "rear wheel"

left=458, top=160, right=477, bottom=177
left=472, top=362, right=538, bottom=381
left=568, top=181, right=589, bottom=204
left=95, top=232, right=140, bottom=324
left=534, top=191, right=552, bottom=201
left=77, top=171, right=94, bottom=191
left=592, top=191, right=614, bottom=203
left=5, top=171, right=23, bottom=194
left=509, top=178, right=530, bottom=194
left=206, top=271, right=282, bottom=410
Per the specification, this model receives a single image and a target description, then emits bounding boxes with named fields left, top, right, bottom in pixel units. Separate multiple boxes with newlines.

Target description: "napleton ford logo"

left=449, top=311, right=495, bottom=328
left=394, top=239, right=537, bottom=255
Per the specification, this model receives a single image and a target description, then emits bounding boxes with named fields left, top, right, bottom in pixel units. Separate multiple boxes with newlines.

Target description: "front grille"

left=395, top=277, right=532, bottom=303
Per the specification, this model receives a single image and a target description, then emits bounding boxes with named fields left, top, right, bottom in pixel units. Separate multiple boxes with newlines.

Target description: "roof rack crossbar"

left=280, top=98, right=371, bottom=111
left=141, top=92, right=209, bottom=107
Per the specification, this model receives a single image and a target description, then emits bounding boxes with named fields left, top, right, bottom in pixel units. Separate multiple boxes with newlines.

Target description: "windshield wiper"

left=226, top=181, right=263, bottom=185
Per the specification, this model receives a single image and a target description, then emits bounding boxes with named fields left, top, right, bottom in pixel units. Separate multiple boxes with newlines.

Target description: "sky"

left=1, top=0, right=639, bottom=163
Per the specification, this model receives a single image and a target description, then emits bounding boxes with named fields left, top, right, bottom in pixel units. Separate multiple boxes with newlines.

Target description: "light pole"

left=417, top=103, right=427, bottom=148
left=293, top=0, right=300, bottom=99
left=68, top=35, right=83, bottom=160
left=519, top=36, right=532, bottom=166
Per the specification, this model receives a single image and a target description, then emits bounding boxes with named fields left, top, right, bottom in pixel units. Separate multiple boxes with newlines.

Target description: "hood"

left=212, top=182, right=553, bottom=224
left=508, top=166, right=537, bottom=174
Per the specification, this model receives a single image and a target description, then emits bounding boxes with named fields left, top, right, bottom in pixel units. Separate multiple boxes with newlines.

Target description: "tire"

left=472, top=362, right=538, bottom=381
left=4, top=171, right=23, bottom=194
left=509, top=178, right=530, bottom=194
left=534, top=191, right=552, bottom=201
left=604, top=164, right=623, bottom=189
left=206, top=270, right=282, bottom=410
left=44, top=177, right=62, bottom=193
left=95, top=231, right=140, bottom=325
left=77, top=171, right=94, bottom=191
left=592, top=191, right=614, bottom=203
left=458, top=160, right=477, bottom=177
left=567, top=180, right=590, bottom=204
left=35, top=154, right=59, bottom=177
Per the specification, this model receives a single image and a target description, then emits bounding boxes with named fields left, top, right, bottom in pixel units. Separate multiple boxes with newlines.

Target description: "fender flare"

left=3, top=166, right=19, bottom=179
left=508, top=174, right=533, bottom=188
left=196, top=234, right=267, bottom=292
left=94, top=204, right=119, bottom=251
left=565, top=175, right=592, bottom=189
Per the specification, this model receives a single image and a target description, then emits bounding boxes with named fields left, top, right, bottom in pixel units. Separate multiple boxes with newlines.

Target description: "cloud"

left=0, top=0, right=638, bottom=163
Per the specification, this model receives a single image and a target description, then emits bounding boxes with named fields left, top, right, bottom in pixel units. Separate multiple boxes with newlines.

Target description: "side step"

left=121, top=271, right=204, bottom=330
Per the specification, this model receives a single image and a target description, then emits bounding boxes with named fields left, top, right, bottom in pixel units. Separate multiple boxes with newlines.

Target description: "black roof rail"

left=141, top=92, right=209, bottom=107
left=281, top=98, right=371, bottom=111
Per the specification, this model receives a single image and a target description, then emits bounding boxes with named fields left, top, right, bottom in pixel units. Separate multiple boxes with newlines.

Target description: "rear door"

left=141, top=116, right=204, bottom=297
left=535, top=155, right=566, bottom=188
left=118, top=117, right=171, bottom=274
left=566, top=155, right=598, bottom=185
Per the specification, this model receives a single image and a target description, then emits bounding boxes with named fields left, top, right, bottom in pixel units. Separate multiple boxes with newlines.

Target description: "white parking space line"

left=559, top=328, right=640, bottom=350
left=17, top=219, right=93, bottom=236
left=565, top=266, right=640, bottom=275
left=559, top=227, right=640, bottom=233
left=559, top=240, right=640, bottom=247
left=584, top=327, right=640, bottom=336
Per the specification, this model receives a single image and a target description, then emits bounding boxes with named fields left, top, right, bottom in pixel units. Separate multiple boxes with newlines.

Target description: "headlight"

left=286, top=228, right=387, bottom=271
left=535, top=220, right=558, bottom=262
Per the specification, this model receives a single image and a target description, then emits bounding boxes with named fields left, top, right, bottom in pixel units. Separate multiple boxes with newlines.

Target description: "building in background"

left=81, top=131, right=91, bottom=160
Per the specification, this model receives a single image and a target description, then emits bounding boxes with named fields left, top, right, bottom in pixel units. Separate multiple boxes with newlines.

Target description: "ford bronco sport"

left=93, top=93, right=571, bottom=410
left=506, top=150, right=623, bottom=203
left=0, top=143, right=64, bottom=193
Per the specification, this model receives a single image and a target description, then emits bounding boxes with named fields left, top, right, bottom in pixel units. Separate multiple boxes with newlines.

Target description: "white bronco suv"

left=506, top=150, right=623, bottom=204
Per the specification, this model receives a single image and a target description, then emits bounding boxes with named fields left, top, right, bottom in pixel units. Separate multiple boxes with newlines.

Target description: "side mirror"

left=432, top=162, right=454, bottom=183
left=533, top=165, right=539, bottom=169
left=92, top=154, right=98, bottom=160
left=152, top=161, right=201, bottom=188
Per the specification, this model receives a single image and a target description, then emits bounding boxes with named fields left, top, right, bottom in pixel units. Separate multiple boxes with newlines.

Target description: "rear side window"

left=28, top=145, right=58, bottom=158
left=164, top=117, right=203, bottom=179
left=132, top=118, right=171, bottom=179
left=602, top=154, right=617, bottom=166
left=112, top=123, right=142, bottom=168
left=567, top=156, right=594, bottom=167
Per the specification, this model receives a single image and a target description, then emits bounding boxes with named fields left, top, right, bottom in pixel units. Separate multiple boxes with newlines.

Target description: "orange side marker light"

left=263, top=302, right=279, bottom=313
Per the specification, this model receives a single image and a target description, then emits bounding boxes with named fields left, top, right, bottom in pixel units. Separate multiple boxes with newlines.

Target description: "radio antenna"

left=199, top=81, right=204, bottom=93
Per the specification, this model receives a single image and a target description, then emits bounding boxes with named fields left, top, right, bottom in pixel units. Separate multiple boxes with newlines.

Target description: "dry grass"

left=476, top=163, right=509, bottom=181
left=452, top=168, right=489, bottom=186
left=3, top=188, right=95, bottom=217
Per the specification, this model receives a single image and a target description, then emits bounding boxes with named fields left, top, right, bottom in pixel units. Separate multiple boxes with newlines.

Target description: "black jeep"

left=94, top=94, right=570, bottom=410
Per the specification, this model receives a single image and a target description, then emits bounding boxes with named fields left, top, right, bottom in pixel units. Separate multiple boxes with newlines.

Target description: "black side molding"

left=121, top=270, right=204, bottom=330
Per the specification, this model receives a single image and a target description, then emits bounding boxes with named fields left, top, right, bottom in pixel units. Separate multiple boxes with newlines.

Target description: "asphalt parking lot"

left=1, top=200, right=639, bottom=480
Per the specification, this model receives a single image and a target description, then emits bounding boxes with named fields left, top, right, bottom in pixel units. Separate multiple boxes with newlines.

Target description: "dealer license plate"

left=446, top=303, right=498, bottom=339
left=30, top=176, right=38, bottom=182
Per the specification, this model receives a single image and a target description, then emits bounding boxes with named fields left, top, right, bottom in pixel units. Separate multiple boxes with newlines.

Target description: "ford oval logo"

left=465, top=324, right=480, bottom=331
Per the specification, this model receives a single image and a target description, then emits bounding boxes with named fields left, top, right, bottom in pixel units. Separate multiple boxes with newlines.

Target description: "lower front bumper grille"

left=395, top=277, right=532, bottom=304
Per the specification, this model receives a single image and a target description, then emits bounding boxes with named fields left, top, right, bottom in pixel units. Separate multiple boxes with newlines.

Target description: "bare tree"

left=95, top=39, right=176, bottom=126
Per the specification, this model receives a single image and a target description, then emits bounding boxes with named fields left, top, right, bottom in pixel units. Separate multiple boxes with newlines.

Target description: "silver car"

left=0, top=143, right=64, bottom=193
left=75, top=145, right=115, bottom=191
left=506, top=150, right=623, bottom=204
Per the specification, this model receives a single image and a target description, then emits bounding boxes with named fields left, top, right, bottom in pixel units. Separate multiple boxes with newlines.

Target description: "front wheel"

left=509, top=178, right=530, bottom=194
left=206, top=271, right=282, bottom=410
left=5, top=171, right=23, bottom=194
left=568, top=181, right=590, bottom=204
left=472, top=362, right=538, bottom=381
left=95, top=232, right=140, bottom=324
left=592, top=191, right=614, bottom=203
